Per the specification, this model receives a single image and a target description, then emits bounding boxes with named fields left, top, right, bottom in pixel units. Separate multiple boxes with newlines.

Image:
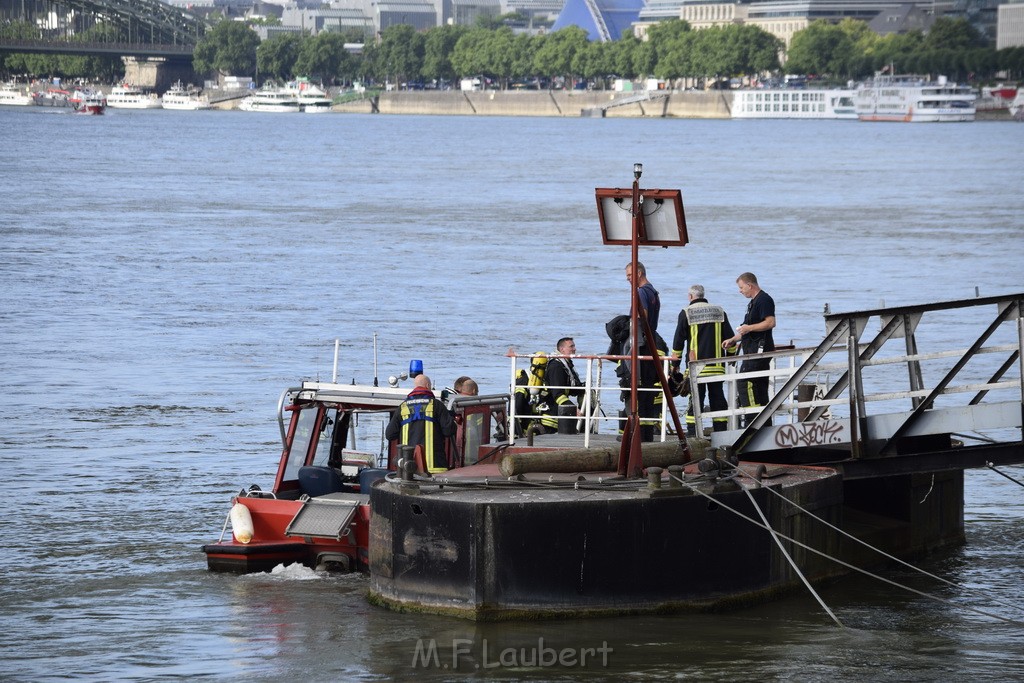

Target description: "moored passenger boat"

left=161, top=81, right=211, bottom=110
left=297, top=84, right=333, bottom=113
left=31, top=88, right=72, bottom=107
left=237, top=85, right=300, bottom=113
left=854, top=73, right=976, bottom=122
left=106, top=84, right=161, bottom=109
left=732, top=88, right=856, bottom=120
left=0, top=81, right=34, bottom=106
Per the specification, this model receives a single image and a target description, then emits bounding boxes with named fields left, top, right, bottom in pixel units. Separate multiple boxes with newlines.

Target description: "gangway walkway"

left=581, top=91, right=671, bottom=117
left=507, top=293, right=1023, bottom=479
left=691, top=292, right=1024, bottom=477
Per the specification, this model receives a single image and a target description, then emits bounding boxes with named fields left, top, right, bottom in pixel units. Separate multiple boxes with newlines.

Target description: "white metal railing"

left=506, top=294, right=1023, bottom=455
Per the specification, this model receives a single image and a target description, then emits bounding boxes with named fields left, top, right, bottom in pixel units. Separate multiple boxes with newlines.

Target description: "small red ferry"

left=201, top=377, right=510, bottom=573
left=70, top=89, right=106, bottom=115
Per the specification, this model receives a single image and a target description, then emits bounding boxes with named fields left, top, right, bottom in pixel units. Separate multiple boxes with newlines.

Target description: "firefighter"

left=672, top=284, right=738, bottom=435
left=385, top=374, right=456, bottom=473
left=545, top=337, right=585, bottom=432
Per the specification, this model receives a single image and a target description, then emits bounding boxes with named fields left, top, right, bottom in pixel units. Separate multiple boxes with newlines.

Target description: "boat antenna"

left=332, top=338, right=340, bottom=383
left=373, top=332, right=379, bottom=387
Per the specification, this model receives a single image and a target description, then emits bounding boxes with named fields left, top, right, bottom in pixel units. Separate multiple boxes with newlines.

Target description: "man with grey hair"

left=672, top=284, right=737, bottom=434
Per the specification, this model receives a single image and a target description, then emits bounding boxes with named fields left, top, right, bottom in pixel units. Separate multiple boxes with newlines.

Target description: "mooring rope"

left=985, top=461, right=1024, bottom=490
left=665, top=470, right=1024, bottom=626
left=740, top=484, right=845, bottom=628
left=726, top=461, right=1022, bottom=614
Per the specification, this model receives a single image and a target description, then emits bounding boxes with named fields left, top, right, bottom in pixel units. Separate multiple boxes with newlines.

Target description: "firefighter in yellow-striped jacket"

left=671, top=284, right=738, bottom=435
left=385, top=374, right=456, bottom=473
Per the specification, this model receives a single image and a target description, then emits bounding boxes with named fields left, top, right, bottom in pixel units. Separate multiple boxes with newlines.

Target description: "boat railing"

left=507, top=293, right=1023, bottom=456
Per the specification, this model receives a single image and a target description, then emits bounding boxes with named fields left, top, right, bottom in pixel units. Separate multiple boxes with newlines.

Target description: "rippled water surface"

left=1, top=106, right=1022, bottom=681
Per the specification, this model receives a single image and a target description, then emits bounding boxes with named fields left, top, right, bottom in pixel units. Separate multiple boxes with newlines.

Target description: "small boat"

left=0, top=81, right=34, bottom=106
left=854, top=73, right=976, bottom=122
left=237, top=85, right=300, bottom=113
left=106, top=84, right=161, bottom=109
left=32, top=88, right=73, bottom=107
left=161, top=81, right=211, bottom=110
left=986, top=83, right=1018, bottom=101
left=70, top=89, right=106, bottom=115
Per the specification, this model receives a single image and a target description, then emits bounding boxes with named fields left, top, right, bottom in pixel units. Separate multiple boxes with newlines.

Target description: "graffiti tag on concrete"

left=774, top=420, right=845, bottom=448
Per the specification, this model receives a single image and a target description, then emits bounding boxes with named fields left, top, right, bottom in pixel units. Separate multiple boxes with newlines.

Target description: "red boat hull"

left=202, top=495, right=371, bottom=573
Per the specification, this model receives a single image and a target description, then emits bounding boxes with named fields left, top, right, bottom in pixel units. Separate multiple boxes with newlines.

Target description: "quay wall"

left=337, top=90, right=732, bottom=118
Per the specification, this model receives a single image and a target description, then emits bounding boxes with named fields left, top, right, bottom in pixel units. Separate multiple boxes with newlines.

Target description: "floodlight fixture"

left=595, top=187, right=687, bottom=247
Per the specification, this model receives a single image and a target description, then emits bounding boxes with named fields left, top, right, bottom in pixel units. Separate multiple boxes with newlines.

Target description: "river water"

left=1, top=106, right=1022, bottom=681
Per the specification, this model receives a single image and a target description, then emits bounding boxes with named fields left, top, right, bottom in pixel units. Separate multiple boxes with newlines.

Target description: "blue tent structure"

left=551, top=0, right=645, bottom=42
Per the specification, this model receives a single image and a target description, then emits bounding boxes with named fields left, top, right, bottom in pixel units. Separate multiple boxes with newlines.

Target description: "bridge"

left=0, top=0, right=209, bottom=60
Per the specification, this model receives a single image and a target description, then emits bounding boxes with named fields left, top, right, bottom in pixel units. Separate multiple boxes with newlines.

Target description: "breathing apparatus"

left=527, top=352, right=548, bottom=405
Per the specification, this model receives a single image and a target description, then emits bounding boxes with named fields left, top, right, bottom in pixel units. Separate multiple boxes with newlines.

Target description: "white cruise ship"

left=237, top=86, right=300, bottom=113
left=161, top=81, right=211, bottom=110
left=107, top=84, right=162, bottom=109
left=732, top=89, right=855, bottom=119
left=854, top=74, right=975, bottom=122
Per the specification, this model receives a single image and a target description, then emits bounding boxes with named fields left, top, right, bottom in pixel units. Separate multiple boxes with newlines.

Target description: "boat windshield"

left=281, top=406, right=319, bottom=482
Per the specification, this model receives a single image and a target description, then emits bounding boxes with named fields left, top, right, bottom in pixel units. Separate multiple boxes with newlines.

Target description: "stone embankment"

left=333, top=89, right=733, bottom=118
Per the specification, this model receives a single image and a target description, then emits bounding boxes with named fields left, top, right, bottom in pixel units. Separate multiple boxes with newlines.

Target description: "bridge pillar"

left=123, top=57, right=195, bottom=92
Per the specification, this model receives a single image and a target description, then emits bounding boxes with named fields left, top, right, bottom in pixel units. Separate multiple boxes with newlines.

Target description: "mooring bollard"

left=647, top=466, right=663, bottom=489
left=667, top=465, right=683, bottom=488
left=399, top=445, right=415, bottom=481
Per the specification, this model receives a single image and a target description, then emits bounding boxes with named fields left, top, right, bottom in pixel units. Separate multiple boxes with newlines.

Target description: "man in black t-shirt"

left=723, top=272, right=776, bottom=423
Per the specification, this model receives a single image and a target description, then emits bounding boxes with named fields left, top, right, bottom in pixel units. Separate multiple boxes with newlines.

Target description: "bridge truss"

left=2, top=0, right=209, bottom=46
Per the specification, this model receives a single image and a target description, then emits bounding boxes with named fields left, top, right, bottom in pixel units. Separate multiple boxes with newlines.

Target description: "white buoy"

left=230, top=502, right=254, bottom=544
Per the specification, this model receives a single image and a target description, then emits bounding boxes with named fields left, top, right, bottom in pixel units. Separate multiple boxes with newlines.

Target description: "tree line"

left=4, top=16, right=1024, bottom=87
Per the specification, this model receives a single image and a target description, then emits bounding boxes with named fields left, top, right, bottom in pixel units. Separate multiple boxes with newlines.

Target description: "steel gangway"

left=509, top=293, right=1023, bottom=477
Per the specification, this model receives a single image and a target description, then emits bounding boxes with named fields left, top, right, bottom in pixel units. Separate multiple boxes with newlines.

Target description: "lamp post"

left=595, top=165, right=689, bottom=477
left=624, top=162, right=643, bottom=476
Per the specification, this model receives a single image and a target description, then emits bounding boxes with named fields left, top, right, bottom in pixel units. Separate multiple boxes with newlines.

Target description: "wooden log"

left=499, top=439, right=711, bottom=477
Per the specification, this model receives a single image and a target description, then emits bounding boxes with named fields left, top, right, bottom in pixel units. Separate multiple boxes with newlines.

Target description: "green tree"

left=193, top=20, right=259, bottom=78
left=295, top=32, right=352, bottom=84
left=997, top=46, right=1024, bottom=79
left=786, top=20, right=857, bottom=78
left=924, top=17, right=986, bottom=51
left=511, top=34, right=538, bottom=82
left=372, top=25, right=425, bottom=86
left=725, top=24, right=782, bottom=76
left=649, top=20, right=695, bottom=81
left=532, top=26, right=589, bottom=84
left=574, top=39, right=612, bottom=87
left=868, top=30, right=924, bottom=73
left=257, top=33, right=305, bottom=82
left=608, top=32, right=643, bottom=78
left=486, top=27, right=519, bottom=88
left=451, top=28, right=493, bottom=80
left=422, top=24, right=468, bottom=83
